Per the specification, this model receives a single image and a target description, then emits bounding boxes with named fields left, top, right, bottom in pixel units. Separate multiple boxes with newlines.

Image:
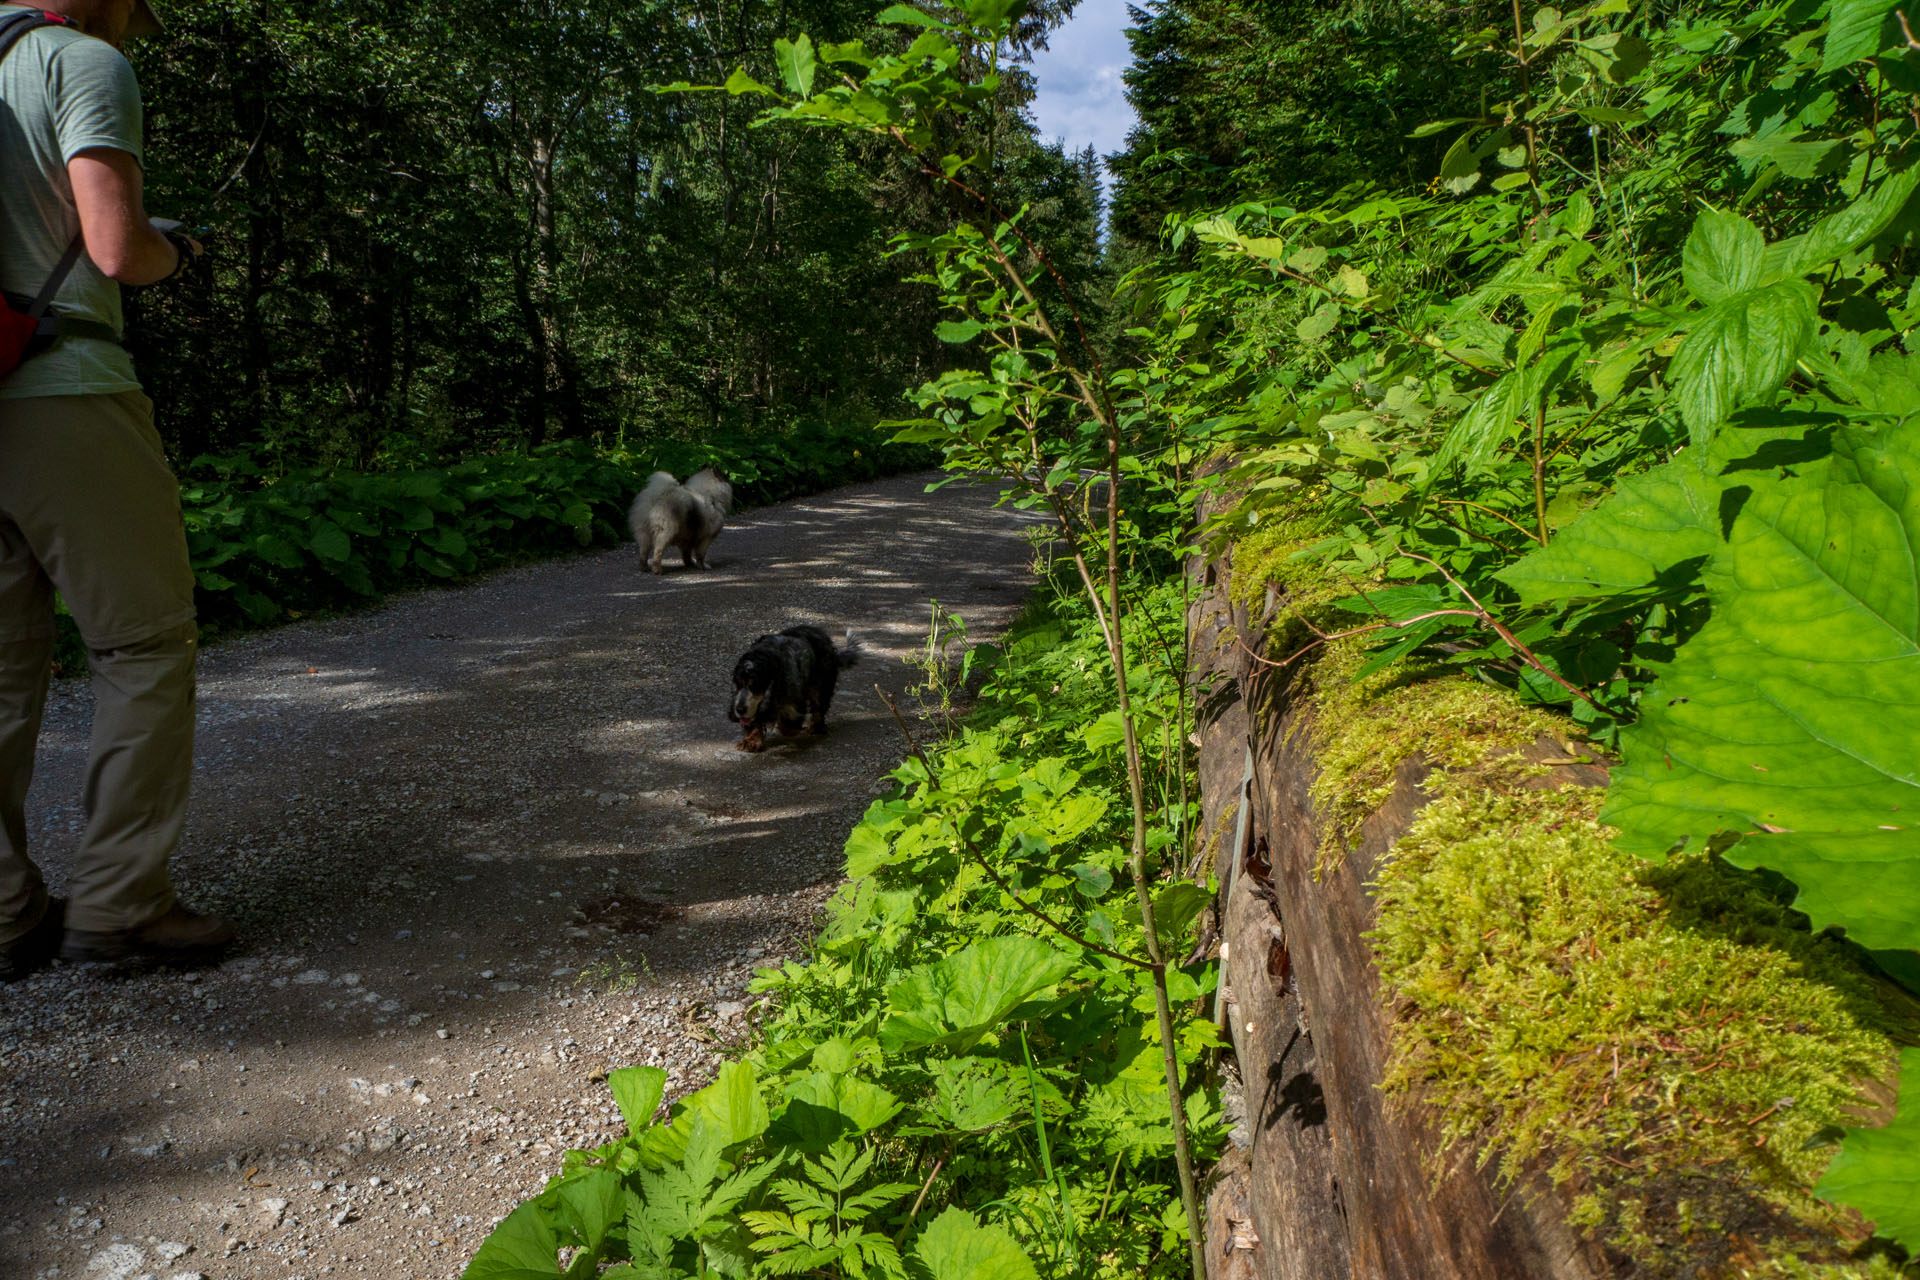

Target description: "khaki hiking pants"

left=0, top=390, right=197, bottom=944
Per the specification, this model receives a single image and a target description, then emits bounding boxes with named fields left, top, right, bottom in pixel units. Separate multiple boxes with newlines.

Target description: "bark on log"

left=1190, top=535, right=1617, bottom=1280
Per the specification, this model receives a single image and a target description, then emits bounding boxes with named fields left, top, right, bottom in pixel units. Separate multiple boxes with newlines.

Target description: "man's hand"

left=68, top=146, right=192, bottom=285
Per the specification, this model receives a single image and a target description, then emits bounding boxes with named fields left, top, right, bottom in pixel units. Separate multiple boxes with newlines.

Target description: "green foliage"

left=172, top=420, right=926, bottom=633
left=1096, top=0, right=1920, bottom=1253
left=1605, top=417, right=1920, bottom=950
left=465, top=578, right=1222, bottom=1279
left=122, top=0, right=1106, bottom=468
left=1817, top=1048, right=1920, bottom=1248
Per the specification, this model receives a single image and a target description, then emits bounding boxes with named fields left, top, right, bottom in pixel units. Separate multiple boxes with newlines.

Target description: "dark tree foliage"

left=118, top=0, right=1103, bottom=469
left=1107, top=0, right=1513, bottom=250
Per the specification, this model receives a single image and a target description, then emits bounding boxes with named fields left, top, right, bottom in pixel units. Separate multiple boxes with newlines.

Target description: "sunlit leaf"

left=1605, top=420, right=1920, bottom=951
left=911, top=1206, right=1038, bottom=1280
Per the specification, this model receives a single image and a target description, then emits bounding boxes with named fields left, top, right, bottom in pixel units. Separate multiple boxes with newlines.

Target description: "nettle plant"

left=1160, top=0, right=1920, bottom=1247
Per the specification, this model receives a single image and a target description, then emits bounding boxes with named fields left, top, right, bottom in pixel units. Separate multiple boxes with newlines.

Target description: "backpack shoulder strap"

left=1, top=10, right=89, bottom=323
left=0, top=9, right=73, bottom=62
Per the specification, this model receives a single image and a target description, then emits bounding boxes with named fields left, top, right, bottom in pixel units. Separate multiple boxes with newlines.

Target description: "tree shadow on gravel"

left=0, top=477, right=1041, bottom=1259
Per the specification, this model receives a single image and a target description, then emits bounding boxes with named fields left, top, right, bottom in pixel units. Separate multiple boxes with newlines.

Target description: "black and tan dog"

left=729, top=626, right=861, bottom=752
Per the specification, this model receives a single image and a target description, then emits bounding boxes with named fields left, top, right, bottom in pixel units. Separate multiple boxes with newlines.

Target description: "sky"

left=1024, top=0, right=1140, bottom=173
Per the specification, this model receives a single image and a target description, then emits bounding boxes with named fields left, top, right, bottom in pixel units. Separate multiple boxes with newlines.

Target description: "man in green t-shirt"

left=0, top=0, right=234, bottom=977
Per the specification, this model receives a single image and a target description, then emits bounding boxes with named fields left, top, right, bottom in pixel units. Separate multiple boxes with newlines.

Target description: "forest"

left=27, top=0, right=1920, bottom=1276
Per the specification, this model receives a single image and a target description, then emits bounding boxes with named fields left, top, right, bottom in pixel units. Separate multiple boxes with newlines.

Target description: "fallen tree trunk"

left=1189, top=538, right=1614, bottom=1280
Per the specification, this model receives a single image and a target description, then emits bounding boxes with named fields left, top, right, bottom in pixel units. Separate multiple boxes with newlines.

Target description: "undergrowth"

left=52, top=419, right=928, bottom=673
left=464, top=572, right=1223, bottom=1279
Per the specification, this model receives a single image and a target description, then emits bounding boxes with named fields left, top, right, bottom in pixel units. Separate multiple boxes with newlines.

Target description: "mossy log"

left=1189, top=540, right=1613, bottom=1280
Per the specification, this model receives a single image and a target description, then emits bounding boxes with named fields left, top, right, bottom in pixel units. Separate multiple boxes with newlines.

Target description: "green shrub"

left=464, top=575, right=1222, bottom=1279
left=173, top=420, right=930, bottom=633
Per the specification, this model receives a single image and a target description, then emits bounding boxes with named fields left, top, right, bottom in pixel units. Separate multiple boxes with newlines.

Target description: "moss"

left=1368, top=774, right=1905, bottom=1272
left=1225, top=500, right=1361, bottom=651
left=1223, top=499, right=1915, bottom=1271
left=1749, top=1258, right=1910, bottom=1280
left=1307, top=640, right=1562, bottom=860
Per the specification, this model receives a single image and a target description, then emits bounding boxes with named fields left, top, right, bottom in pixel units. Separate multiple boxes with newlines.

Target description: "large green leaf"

left=309, top=517, right=352, bottom=562
left=769, top=1070, right=903, bottom=1150
left=1496, top=455, right=1721, bottom=602
left=1681, top=209, right=1764, bottom=304
left=1604, top=420, right=1920, bottom=951
left=1667, top=279, right=1817, bottom=443
left=552, top=1167, right=631, bottom=1257
left=1816, top=1046, right=1920, bottom=1248
left=463, top=1198, right=560, bottom=1279
left=607, top=1065, right=668, bottom=1138
left=1765, top=168, right=1920, bottom=280
left=773, top=34, right=816, bottom=96
left=1822, top=0, right=1902, bottom=73
left=686, top=1061, right=770, bottom=1147
left=911, top=1206, right=1038, bottom=1280
left=880, top=937, right=1079, bottom=1051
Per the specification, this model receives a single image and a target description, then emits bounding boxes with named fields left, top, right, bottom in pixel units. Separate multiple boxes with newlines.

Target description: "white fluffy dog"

left=628, top=468, right=733, bottom=574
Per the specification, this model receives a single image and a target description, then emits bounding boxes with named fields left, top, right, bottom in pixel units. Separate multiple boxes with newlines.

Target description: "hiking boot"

left=0, top=899, right=66, bottom=983
left=61, top=904, right=235, bottom=966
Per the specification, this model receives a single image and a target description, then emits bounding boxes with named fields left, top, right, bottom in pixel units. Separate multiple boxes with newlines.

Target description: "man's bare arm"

left=68, top=146, right=195, bottom=285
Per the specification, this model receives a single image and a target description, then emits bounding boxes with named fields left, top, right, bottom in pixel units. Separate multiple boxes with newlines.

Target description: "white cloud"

left=1025, top=0, right=1139, bottom=168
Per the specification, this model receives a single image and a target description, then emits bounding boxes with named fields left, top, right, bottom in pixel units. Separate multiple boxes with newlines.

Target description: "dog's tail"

left=685, top=466, right=734, bottom=513
left=628, top=471, right=681, bottom=532
left=836, top=630, right=863, bottom=669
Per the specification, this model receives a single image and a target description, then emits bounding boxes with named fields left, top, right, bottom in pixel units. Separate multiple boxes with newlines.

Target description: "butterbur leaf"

left=1496, top=455, right=1721, bottom=602
left=1681, top=210, right=1764, bottom=305
left=1604, top=420, right=1920, bottom=952
left=1822, top=0, right=1902, bottom=73
left=1736, top=831, right=1920, bottom=948
left=1816, top=1046, right=1920, bottom=1249
left=463, top=1198, right=560, bottom=1279
left=309, top=518, right=351, bottom=562
left=773, top=34, right=815, bottom=96
left=1600, top=32, right=1651, bottom=82
left=1151, top=883, right=1211, bottom=950
left=1070, top=863, right=1113, bottom=898
left=1284, top=245, right=1328, bottom=274
left=1083, top=710, right=1126, bottom=749
left=607, top=1065, right=667, bottom=1137
left=553, top=1168, right=629, bottom=1256
left=880, top=937, right=1079, bottom=1051
left=685, top=1061, right=770, bottom=1147
left=1667, top=279, right=1817, bottom=443
left=770, top=1072, right=903, bottom=1150
left=911, top=1206, right=1038, bottom=1280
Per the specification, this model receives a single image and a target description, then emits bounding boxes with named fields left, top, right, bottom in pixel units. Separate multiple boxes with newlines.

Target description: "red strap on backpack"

left=1, top=9, right=84, bottom=382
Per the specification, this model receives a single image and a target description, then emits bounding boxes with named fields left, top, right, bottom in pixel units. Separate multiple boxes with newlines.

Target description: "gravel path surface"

left=0, top=473, right=1038, bottom=1280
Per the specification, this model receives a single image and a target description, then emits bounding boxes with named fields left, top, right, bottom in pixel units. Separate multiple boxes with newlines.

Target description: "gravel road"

left=0, top=472, right=1038, bottom=1280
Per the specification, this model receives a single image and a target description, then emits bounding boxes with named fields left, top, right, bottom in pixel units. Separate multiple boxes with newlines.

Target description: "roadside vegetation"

left=466, top=0, right=1920, bottom=1274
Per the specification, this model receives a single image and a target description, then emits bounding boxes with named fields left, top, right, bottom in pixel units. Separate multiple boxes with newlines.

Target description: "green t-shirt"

left=0, top=6, right=144, bottom=400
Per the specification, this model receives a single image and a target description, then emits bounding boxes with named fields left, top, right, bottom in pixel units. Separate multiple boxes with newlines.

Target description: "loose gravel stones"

left=0, top=474, right=1037, bottom=1279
